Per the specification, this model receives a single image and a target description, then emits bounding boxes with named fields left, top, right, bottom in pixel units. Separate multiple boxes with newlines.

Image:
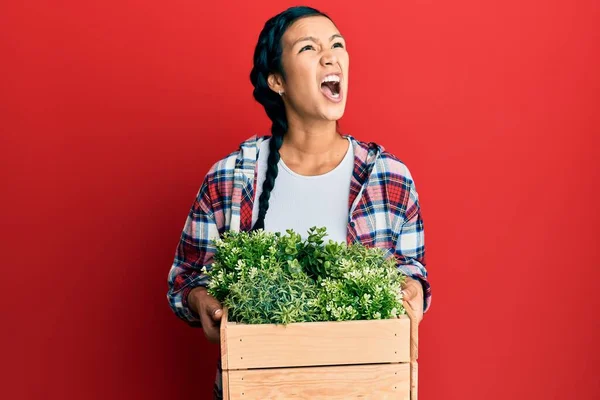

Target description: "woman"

left=167, top=6, right=431, bottom=399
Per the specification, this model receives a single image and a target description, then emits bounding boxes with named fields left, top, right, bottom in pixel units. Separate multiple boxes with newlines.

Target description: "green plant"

left=203, top=227, right=406, bottom=324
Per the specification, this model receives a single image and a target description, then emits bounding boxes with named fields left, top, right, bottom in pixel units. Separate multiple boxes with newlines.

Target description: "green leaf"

left=205, top=227, right=405, bottom=324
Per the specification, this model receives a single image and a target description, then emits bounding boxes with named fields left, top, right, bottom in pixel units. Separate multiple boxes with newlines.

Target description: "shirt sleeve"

left=167, top=173, right=221, bottom=326
left=393, top=176, right=431, bottom=313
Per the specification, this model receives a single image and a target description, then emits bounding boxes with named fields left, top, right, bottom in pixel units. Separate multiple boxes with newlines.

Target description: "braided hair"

left=249, top=6, right=332, bottom=231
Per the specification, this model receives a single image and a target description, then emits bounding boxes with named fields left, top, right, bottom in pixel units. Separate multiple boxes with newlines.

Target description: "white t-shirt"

left=252, top=136, right=354, bottom=243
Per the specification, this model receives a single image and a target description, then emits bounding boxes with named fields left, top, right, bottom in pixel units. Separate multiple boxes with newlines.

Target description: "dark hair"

left=249, top=6, right=332, bottom=231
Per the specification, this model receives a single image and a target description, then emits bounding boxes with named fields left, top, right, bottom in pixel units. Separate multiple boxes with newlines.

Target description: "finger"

left=204, top=323, right=221, bottom=343
left=199, top=308, right=214, bottom=331
left=212, top=308, right=223, bottom=321
left=204, top=299, right=223, bottom=322
left=402, top=298, right=423, bottom=326
left=198, top=306, right=221, bottom=343
left=401, top=283, right=419, bottom=301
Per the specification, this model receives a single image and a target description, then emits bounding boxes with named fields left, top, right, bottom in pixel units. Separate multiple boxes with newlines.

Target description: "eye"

left=332, top=42, right=344, bottom=49
left=299, top=45, right=314, bottom=53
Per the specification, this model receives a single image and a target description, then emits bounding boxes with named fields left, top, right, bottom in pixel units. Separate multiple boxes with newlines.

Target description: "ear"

left=267, top=73, right=285, bottom=95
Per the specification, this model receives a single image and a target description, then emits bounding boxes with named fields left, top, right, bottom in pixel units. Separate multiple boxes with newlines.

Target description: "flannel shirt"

left=167, top=133, right=431, bottom=325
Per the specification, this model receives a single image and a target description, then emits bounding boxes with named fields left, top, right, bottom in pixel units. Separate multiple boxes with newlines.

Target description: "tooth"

left=322, top=74, right=340, bottom=83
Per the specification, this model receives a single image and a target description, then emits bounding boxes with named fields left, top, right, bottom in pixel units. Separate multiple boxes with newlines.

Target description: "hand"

left=188, top=287, right=223, bottom=343
left=401, top=276, right=424, bottom=325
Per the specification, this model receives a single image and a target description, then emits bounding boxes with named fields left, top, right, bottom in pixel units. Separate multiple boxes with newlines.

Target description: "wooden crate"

left=220, top=301, right=419, bottom=399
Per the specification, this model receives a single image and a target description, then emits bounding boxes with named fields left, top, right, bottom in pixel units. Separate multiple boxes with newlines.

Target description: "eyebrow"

left=292, top=34, right=345, bottom=47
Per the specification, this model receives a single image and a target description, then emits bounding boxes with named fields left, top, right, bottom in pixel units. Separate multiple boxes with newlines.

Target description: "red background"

left=1, top=0, right=599, bottom=399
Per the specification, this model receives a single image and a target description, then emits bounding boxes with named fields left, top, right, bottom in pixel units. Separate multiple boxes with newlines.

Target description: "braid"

left=249, top=6, right=331, bottom=231
left=253, top=128, right=284, bottom=230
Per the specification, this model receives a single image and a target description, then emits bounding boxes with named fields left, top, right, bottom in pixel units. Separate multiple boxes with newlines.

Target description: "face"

left=269, top=15, right=349, bottom=122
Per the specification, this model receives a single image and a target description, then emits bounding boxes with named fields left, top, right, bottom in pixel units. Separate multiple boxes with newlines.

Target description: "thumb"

left=205, top=300, right=223, bottom=322
left=401, top=283, right=419, bottom=302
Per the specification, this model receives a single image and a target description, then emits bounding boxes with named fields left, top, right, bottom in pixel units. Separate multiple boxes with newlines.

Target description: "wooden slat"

left=403, top=299, right=419, bottom=400
left=223, top=313, right=410, bottom=369
left=410, top=361, right=418, bottom=400
left=220, top=307, right=229, bottom=371
left=227, top=362, right=410, bottom=400
left=402, top=300, right=419, bottom=361
left=222, top=369, right=230, bottom=400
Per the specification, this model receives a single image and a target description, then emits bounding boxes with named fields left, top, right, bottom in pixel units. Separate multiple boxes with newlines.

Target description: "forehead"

left=282, top=15, right=340, bottom=45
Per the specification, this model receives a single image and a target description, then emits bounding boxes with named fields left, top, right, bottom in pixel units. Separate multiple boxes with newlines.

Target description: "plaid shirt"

left=167, top=134, right=431, bottom=325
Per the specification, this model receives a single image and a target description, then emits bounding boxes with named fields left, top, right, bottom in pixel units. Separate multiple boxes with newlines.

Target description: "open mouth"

left=320, top=74, right=341, bottom=99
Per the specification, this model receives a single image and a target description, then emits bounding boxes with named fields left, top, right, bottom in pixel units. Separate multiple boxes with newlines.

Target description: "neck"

left=281, top=117, right=342, bottom=158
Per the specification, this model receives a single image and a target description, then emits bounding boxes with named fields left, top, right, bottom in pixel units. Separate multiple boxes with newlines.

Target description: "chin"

left=325, top=113, right=344, bottom=122
left=321, top=105, right=346, bottom=121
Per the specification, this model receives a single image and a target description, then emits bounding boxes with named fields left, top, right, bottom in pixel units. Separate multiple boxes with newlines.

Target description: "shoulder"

left=201, top=134, right=268, bottom=197
left=369, top=143, right=423, bottom=220
left=378, top=150, right=416, bottom=185
left=346, top=134, right=416, bottom=186
left=345, top=133, right=381, bottom=160
left=206, top=134, right=267, bottom=178
left=195, top=134, right=266, bottom=211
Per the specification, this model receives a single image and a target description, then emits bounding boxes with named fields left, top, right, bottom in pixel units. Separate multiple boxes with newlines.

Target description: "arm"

left=393, top=177, right=431, bottom=314
left=167, top=173, right=221, bottom=326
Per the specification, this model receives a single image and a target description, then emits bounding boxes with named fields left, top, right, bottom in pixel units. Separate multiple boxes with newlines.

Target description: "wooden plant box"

left=220, top=301, right=419, bottom=399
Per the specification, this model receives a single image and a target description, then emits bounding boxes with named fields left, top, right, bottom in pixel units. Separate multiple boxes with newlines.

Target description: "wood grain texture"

left=402, top=300, right=419, bottom=361
left=223, top=313, right=410, bottom=369
left=222, top=369, right=230, bottom=400
left=410, top=361, right=418, bottom=400
left=402, top=300, right=419, bottom=400
left=227, top=363, right=411, bottom=400
left=220, top=307, right=229, bottom=371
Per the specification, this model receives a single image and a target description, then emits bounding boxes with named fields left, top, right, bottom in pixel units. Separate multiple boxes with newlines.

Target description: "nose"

left=320, top=50, right=338, bottom=67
